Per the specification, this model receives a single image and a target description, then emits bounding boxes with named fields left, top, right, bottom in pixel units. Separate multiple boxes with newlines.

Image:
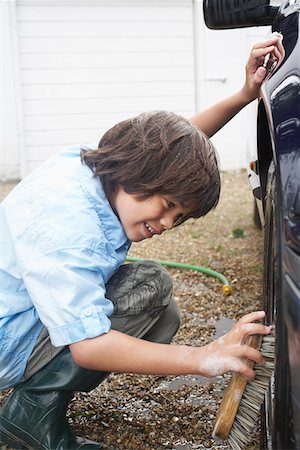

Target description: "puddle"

left=159, top=374, right=213, bottom=391
left=173, top=444, right=192, bottom=449
left=157, top=317, right=235, bottom=392
left=213, top=316, right=235, bottom=340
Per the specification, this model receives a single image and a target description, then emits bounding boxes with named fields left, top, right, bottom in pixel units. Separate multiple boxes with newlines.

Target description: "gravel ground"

left=0, top=172, right=263, bottom=450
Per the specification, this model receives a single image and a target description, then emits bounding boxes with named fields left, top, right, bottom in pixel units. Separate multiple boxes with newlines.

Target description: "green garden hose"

left=125, top=256, right=232, bottom=296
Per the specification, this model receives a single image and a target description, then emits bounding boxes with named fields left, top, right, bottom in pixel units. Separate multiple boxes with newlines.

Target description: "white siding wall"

left=15, top=0, right=196, bottom=175
left=1, top=1, right=23, bottom=180
left=2, top=0, right=270, bottom=179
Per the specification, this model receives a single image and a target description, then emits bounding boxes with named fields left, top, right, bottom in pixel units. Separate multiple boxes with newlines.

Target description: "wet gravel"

left=0, top=172, right=263, bottom=449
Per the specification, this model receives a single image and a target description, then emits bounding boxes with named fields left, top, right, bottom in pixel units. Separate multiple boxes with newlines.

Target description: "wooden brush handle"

left=212, top=334, right=263, bottom=441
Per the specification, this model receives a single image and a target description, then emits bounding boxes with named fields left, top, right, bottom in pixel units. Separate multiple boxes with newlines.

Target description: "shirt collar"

left=79, top=161, right=131, bottom=251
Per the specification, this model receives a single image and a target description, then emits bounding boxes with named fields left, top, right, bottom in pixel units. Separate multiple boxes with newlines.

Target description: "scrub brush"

left=212, top=331, right=275, bottom=450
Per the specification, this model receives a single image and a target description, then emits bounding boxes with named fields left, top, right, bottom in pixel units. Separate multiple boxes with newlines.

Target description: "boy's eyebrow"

left=165, top=196, right=189, bottom=212
left=170, top=199, right=186, bottom=209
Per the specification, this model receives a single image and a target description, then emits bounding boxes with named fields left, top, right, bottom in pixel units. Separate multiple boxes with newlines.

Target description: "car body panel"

left=258, top=5, right=300, bottom=445
left=203, top=0, right=300, bottom=447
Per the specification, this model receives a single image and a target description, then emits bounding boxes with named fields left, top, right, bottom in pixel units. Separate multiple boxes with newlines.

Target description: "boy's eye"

left=174, top=214, right=184, bottom=226
left=165, top=199, right=175, bottom=209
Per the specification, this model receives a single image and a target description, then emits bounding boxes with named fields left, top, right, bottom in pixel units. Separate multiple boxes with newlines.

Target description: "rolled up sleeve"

left=21, top=247, right=119, bottom=346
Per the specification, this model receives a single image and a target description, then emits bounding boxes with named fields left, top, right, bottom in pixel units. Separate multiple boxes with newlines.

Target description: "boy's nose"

left=160, top=215, right=174, bottom=231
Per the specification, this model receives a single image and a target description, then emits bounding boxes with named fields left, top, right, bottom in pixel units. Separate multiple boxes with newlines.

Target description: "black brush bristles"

left=227, top=333, right=275, bottom=450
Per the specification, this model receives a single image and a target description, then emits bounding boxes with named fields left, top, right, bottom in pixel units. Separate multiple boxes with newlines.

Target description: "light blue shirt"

left=0, top=145, right=131, bottom=390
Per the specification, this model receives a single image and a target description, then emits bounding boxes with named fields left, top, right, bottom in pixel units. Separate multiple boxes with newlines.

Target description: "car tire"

left=253, top=198, right=262, bottom=230
left=260, top=163, right=296, bottom=449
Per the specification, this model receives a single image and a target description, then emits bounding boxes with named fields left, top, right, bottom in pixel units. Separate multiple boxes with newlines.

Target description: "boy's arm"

left=189, top=90, right=252, bottom=138
left=69, top=311, right=272, bottom=380
left=189, top=33, right=284, bottom=138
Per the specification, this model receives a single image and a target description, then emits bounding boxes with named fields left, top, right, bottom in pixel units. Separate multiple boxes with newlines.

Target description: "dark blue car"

left=203, top=1, right=300, bottom=448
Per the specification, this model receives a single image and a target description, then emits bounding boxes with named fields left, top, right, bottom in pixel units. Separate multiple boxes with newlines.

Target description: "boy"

left=0, top=34, right=284, bottom=449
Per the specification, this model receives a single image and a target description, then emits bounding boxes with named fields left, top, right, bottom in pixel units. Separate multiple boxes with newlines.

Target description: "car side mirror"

left=203, top=0, right=279, bottom=29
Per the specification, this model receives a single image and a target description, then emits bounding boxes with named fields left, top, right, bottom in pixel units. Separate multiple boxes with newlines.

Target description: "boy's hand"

left=242, top=32, right=285, bottom=103
left=200, top=311, right=273, bottom=379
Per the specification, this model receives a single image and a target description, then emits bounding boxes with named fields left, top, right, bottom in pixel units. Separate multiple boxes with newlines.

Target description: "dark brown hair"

left=81, top=111, right=220, bottom=223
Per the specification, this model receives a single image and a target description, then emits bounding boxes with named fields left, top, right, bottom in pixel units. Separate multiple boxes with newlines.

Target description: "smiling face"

left=82, top=111, right=220, bottom=227
left=109, top=186, right=190, bottom=242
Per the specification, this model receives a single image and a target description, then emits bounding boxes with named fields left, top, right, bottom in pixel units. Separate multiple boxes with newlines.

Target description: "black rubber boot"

left=0, top=348, right=109, bottom=449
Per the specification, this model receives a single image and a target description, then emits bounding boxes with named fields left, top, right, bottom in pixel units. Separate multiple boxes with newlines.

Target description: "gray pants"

left=23, top=261, right=181, bottom=380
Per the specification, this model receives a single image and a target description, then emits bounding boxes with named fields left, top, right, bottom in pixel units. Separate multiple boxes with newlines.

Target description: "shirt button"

left=84, top=309, right=92, bottom=317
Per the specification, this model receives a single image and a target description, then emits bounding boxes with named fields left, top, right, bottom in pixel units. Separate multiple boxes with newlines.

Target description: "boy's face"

left=109, top=187, right=190, bottom=242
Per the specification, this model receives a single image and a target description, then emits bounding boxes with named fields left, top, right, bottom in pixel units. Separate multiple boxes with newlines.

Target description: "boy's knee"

left=106, top=260, right=173, bottom=315
left=138, top=260, right=173, bottom=301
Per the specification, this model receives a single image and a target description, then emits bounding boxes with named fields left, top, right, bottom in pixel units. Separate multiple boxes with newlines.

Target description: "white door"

left=195, top=1, right=269, bottom=170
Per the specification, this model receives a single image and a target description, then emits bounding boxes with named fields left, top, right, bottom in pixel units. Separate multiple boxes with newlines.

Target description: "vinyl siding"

left=15, top=0, right=195, bottom=174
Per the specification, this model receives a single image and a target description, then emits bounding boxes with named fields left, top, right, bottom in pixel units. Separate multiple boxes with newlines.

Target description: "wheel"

left=260, top=163, right=296, bottom=449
